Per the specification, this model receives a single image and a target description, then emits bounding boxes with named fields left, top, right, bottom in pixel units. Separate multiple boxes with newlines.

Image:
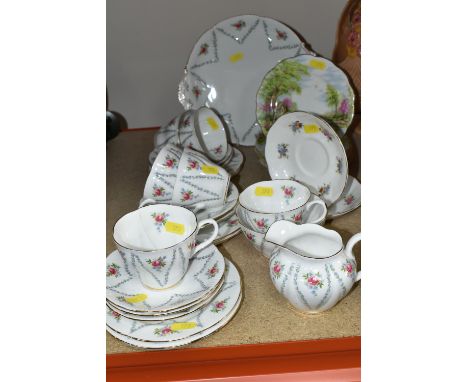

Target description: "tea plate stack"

left=106, top=245, right=242, bottom=349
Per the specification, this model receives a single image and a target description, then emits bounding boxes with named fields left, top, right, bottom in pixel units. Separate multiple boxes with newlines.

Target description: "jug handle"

left=345, top=232, right=361, bottom=281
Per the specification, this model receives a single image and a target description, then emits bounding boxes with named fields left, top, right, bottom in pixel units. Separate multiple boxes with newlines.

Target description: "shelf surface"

left=106, top=129, right=361, bottom=354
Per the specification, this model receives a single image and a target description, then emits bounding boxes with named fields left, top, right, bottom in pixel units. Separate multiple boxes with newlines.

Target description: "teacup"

left=113, top=204, right=219, bottom=289
left=237, top=180, right=327, bottom=233
left=194, top=107, right=228, bottom=162
left=142, top=143, right=183, bottom=203
left=178, top=110, right=204, bottom=152
left=173, top=147, right=230, bottom=210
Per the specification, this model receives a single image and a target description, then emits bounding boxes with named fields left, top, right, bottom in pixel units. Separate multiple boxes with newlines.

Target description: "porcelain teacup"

left=142, top=143, right=183, bottom=203
left=237, top=180, right=327, bottom=233
left=172, top=147, right=230, bottom=210
left=265, top=221, right=361, bottom=314
left=177, top=110, right=204, bottom=152
left=194, top=107, right=228, bottom=162
left=113, top=204, right=219, bottom=290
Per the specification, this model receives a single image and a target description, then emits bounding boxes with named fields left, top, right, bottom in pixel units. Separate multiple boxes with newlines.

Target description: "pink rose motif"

left=308, top=276, right=320, bottom=286
left=209, top=266, right=218, bottom=276
left=166, top=159, right=174, bottom=167
left=189, top=160, right=198, bottom=169
left=155, top=214, right=164, bottom=223
left=273, top=264, right=282, bottom=274
left=152, top=260, right=161, bottom=267
left=183, top=192, right=191, bottom=201
left=346, top=263, right=353, bottom=273
left=284, top=188, right=292, bottom=196
left=256, top=220, right=265, bottom=228
left=112, top=311, right=120, bottom=318
left=162, top=327, right=172, bottom=335
left=293, top=213, right=302, bottom=222
left=246, top=232, right=254, bottom=241
left=216, top=301, right=225, bottom=310
left=339, top=99, right=349, bottom=114
left=108, top=267, right=116, bottom=275
left=154, top=188, right=162, bottom=196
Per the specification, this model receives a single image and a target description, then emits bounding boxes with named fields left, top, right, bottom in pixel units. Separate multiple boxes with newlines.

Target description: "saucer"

left=106, top=245, right=225, bottom=313
left=327, top=176, right=361, bottom=218
left=106, top=259, right=241, bottom=342
left=106, top=291, right=242, bottom=349
left=265, top=112, right=348, bottom=206
left=196, top=182, right=238, bottom=221
left=224, top=147, right=244, bottom=176
left=198, top=209, right=240, bottom=245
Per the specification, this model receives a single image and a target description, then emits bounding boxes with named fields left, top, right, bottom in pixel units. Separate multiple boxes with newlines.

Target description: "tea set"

left=107, top=14, right=361, bottom=349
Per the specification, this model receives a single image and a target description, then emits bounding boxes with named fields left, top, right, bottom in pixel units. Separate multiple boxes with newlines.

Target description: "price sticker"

left=201, top=165, right=219, bottom=175
left=171, top=322, right=197, bottom=331
left=304, top=124, right=320, bottom=134
left=309, top=59, right=326, bottom=70
left=164, top=221, right=185, bottom=235
left=206, top=117, right=219, bottom=130
left=229, top=52, right=244, bottom=63
left=124, top=294, right=147, bottom=304
left=255, top=187, right=274, bottom=197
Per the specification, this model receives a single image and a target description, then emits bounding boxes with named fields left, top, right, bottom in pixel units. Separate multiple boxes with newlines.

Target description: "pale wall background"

left=107, top=0, right=348, bottom=129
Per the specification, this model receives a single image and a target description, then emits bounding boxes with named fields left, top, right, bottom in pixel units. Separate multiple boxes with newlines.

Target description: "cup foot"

left=140, top=277, right=184, bottom=291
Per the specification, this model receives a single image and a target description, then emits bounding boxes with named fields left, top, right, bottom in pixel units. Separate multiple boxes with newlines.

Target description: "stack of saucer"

left=150, top=107, right=244, bottom=176
left=106, top=204, right=243, bottom=349
left=142, top=143, right=241, bottom=244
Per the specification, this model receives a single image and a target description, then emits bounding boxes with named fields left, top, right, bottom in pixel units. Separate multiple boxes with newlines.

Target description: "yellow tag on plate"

left=201, top=165, right=219, bottom=175
left=206, top=117, right=219, bottom=130
left=171, top=322, right=197, bottom=331
left=255, top=187, right=274, bottom=197
left=309, top=59, right=326, bottom=70
left=304, top=124, right=320, bottom=134
left=229, top=52, right=244, bottom=63
left=165, top=221, right=185, bottom=235
left=124, top=294, right=147, bottom=304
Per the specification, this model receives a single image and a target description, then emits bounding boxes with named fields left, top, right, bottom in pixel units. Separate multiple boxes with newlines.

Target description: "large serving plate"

left=265, top=112, right=348, bottom=206
left=178, top=15, right=311, bottom=146
left=106, top=245, right=225, bottom=313
left=256, top=55, right=354, bottom=135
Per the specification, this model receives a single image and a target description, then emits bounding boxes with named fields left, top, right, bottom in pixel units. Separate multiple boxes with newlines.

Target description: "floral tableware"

left=198, top=209, right=241, bottom=245
left=196, top=182, right=239, bottom=221
left=256, top=54, right=354, bottom=135
left=153, top=115, right=182, bottom=152
left=143, top=143, right=183, bottom=203
left=223, top=147, right=244, bottom=176
left=113, top=204, right=218, bottom=289
left=327, top=175, right=361, bottom=218
left=106, top=244, right=225, bottom=312
left=178, top=15, right=311, bottom=146
left=173, top=147, right=230, bottom=210
left=194, top=107, right=228, bottom=162
left=178, top=110, right=206, bottom=153
left=237, top=179, right=327, bottom=233
left=106, top=259, right=241, bottom=342
left=265, top=112, right=348, bottom=206
left=265, top=221, right=361, bottom=314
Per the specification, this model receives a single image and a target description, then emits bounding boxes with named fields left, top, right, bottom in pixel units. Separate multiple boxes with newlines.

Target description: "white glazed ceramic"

left=194, top=107, right=228, bottom=162
left=237, top=180, right=327, bottom=233
left=178, top=110, right=204, bottom=152
left=265, top=112, right=348, bottom=206
left=153, top=116, right=182, bottom=152
left=218, top=144, right=234, bottom=165
left=106, top=259, right=241, bottom=343
left=112, top=204, right=219, bottom=289
left=223, top=147, right=244, bottom=176
left=178, top=15, right=312, bottom=146
left=106, top=244, right=225, bottom=312
left=327, top=176, right=361, bottom=218
left=199, top=209, right=241, bottom=245
left=196, top=182, right=238, bottom=221
left=265, top=221, right=361, bottom=314
left=173, top=148, right=230, bottom=210
left=143, top=144, right=183, bottom=203
left=256, top=54, right=354, bottom=135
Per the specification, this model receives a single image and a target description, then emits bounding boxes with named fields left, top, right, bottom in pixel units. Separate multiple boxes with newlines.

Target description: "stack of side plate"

left=106, top=245, right=242, bottom=349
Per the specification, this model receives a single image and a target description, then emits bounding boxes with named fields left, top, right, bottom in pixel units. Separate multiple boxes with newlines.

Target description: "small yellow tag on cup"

left=171, top=322, right=197, bottom=331
left=206, top=117, right=219, bottom=130
left=124, top=294, right=147, bottom=303
left=201, top=165, right=219, bottom=175
left=255, top=187, right=274, bottom=197
left=309, top=59, right=326, bottom=70
left=304, top=124, right=320, bottom=134
left=229, top=52, right=244, bottom=63
left=165, top=221, right=185, bottom=235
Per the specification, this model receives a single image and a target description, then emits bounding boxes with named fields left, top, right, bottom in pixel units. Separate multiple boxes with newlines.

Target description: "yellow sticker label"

left=124, top=294, right=147, bottom=304
left=201, top=165, right=219, bottom=175
left=309, top=59, right=326, bottom=70
left=304, top=124, right=320, bottom=134
left=255, top=187, right=274, bottom=197
left=164, top=221, right=185, bottom=235
left=171, top=322, right=197, bottom=331
left=206, top=117, right=219, bottom=130
left=229, top=52, right=244, bottom=63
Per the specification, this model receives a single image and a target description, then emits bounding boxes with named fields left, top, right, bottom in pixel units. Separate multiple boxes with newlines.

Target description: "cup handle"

left=345, top=233, right=361, bottom=282
left=191, top=202, right=207, bottom=214
left=304, top=200, right=327, bottom=223
left=139, top=198, right=156, bottom=208
left=192, top=218, right=219, bottom=257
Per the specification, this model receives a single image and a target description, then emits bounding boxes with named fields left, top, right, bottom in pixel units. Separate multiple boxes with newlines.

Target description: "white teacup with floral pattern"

left=177, top=110, right=204, bottom=152
left=194, top=107, right=228, bottom=162
left=172, top=147, right=230, bottom=210
left=237, top=180, right=327, bottom=233
left=265, top=221, right=361, bottom=314
left=113, top=204, right=218, bottom=290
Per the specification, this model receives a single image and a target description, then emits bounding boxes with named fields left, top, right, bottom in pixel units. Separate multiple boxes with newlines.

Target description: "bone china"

left=113, top=204, right=218, bottom=290
left=265, top=221, right=361, bottom=314
left=194, top=106, right=228, bottom=162
left=237, top=179, right=327, bottom=233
